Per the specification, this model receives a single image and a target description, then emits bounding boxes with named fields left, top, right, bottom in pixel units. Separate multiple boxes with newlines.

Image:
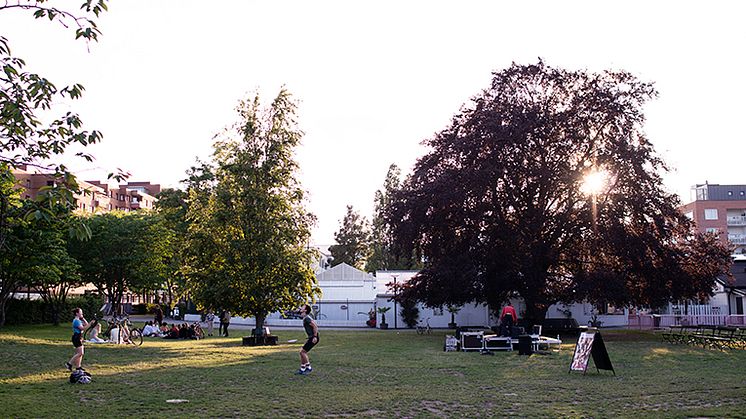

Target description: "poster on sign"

left=570, top=332, right=595, bottom=372
left=569, top=331, right=615, bottom=375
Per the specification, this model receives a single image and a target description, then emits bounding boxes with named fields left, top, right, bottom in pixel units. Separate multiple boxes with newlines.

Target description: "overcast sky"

left=2, top=1, right=744, bottom=244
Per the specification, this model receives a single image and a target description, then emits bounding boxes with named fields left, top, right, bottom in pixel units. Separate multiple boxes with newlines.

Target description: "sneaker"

left=65, top=362, right=72, bottom=371
left=306, top=366, right=313, bottom=373
left=294, top=369, right=307, bottom=375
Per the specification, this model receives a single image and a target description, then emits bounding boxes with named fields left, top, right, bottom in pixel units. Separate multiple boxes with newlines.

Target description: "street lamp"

left=391, top=274, right=399, bottom=329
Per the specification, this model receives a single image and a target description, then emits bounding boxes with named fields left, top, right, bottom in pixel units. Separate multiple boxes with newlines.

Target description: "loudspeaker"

left=518, top=334, right=533, bottom=356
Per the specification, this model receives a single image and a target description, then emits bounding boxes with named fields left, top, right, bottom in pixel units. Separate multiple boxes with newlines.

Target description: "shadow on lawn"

left=0, top=328, right=304, bottom=385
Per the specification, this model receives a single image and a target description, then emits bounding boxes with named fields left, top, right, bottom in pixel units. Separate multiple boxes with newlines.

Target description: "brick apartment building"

left=679, top=182, right=746, bottom=254
left=679, top=182, right=746, bottom=317
left=12, top=165, right=160, bottom=214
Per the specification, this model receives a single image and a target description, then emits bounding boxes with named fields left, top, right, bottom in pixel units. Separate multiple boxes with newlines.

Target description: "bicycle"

left=88, top=314, right=143, bottom=346
left=416, top=317, right=432, bottom=335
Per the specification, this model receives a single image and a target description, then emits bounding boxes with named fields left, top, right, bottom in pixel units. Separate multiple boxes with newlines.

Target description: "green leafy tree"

left=390, top=60, right=732, bottom=323
left=0, top=188, right=81, bottom=326
left=184, top=89, right=319, bottom=335
left=153, top=188, right=189, bottom=306
left=0, top=1, right=112, bottom=326
left=26, top=209, right=81, bottom=326
left=0, top=169, right=26, bottom=326
left=399, top=297, right=419, bottom=328
left=329, top=205, right=371, bottom=270
left=67, top=212, right=166, bottom=316
left=366, top=164, right=420, bottom=272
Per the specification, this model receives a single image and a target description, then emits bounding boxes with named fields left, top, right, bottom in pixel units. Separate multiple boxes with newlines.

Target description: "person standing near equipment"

left=500, top=303, right=518, bottom=337
left=295, top=304, right=319, bottom=375
left=66, top=308, right=88, bottom=371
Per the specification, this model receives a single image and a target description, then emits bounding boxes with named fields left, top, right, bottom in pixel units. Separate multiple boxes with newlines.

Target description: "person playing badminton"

left=295, top=304, right=318, bottom=375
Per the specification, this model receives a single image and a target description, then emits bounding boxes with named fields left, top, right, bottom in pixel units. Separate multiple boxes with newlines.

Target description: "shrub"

left=4, top=294, right=104, bottom=325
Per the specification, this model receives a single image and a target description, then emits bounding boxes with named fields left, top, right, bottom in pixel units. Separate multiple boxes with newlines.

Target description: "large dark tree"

left=389, top=60, right=732, bottom=323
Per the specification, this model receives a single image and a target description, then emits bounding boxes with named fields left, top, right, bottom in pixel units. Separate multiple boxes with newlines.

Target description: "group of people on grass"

left=67, top=303, right=322, bottom=377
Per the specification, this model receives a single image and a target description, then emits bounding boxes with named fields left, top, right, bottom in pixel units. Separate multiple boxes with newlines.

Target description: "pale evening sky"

left=1, top=1, right=744, bottom=245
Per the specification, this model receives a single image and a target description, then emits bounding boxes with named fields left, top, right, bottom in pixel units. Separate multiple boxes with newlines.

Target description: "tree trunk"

left=51, top=307, right=60, bottom=326
left=254, top=314, right=266, bottom=337
left=0, top=297, right=6, bottom=328
left=523, top=300, right=550, bottom=327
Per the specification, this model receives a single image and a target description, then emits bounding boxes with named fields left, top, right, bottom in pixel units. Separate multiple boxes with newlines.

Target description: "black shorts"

left=302, top=335, right=318, bottom=352
left=72, top=333, right=83, bottom=348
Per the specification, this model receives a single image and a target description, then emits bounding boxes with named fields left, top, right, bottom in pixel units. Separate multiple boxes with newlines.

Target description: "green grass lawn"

left=1, top=325, right=745, bottom=418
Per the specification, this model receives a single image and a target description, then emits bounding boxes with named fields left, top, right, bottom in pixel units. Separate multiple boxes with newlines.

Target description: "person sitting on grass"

left=141, top=321, right=160, bottom=337
left=178, top=323, right=189, bottom=339
left=85, top=322, right=106, bottom=343
left=120, top=322, right=133, bottom=345
left=188, top=323, right=200, bottom=339
left=164, top=324, right=180, bottom=339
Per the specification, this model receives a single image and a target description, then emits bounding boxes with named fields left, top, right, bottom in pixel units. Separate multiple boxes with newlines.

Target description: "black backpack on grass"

left=69, top=368, right=92, bottom=384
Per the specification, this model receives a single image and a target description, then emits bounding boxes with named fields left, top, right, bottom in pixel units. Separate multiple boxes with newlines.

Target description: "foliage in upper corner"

left=0, top=0, right=108, bottom=43
left=0, top=1, right=111, bottom=233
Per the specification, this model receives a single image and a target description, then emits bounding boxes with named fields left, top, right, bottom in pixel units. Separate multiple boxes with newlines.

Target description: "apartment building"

left=678, top=182, right=746, bottom=318
left=680, top=182, right=746, bottom=254
left=12, top=165, right=160, bottom=214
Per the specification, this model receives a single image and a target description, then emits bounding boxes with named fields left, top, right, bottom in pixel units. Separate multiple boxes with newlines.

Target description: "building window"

left=704, top=209, right=718, bottom=220
left=705, top=228, right=719, bottom=234
left=684, top=211, right=693, bottom=220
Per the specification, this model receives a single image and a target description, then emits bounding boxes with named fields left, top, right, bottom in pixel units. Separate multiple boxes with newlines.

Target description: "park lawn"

left=1, top=326, right=745, bottom=418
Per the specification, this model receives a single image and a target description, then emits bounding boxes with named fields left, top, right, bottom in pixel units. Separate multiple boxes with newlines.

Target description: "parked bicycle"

left=416, top=317, right=432, bottom=335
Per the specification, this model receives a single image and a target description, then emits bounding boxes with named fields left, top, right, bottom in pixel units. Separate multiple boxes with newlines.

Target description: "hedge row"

left=4, top=294, right=105, bottom=325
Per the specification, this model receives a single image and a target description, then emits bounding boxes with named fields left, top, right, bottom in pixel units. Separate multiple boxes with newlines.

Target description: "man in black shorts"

left=295, top=304, right=318, bottom=375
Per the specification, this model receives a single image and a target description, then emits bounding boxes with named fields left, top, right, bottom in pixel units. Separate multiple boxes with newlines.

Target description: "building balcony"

left=728, top=216, right=746, bottom=226
left=728, top=234, right=746, bottom=245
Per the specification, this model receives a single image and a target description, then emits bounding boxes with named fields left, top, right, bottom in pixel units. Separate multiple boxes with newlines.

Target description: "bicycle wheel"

left=129, top=328, right=144, bottom=346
